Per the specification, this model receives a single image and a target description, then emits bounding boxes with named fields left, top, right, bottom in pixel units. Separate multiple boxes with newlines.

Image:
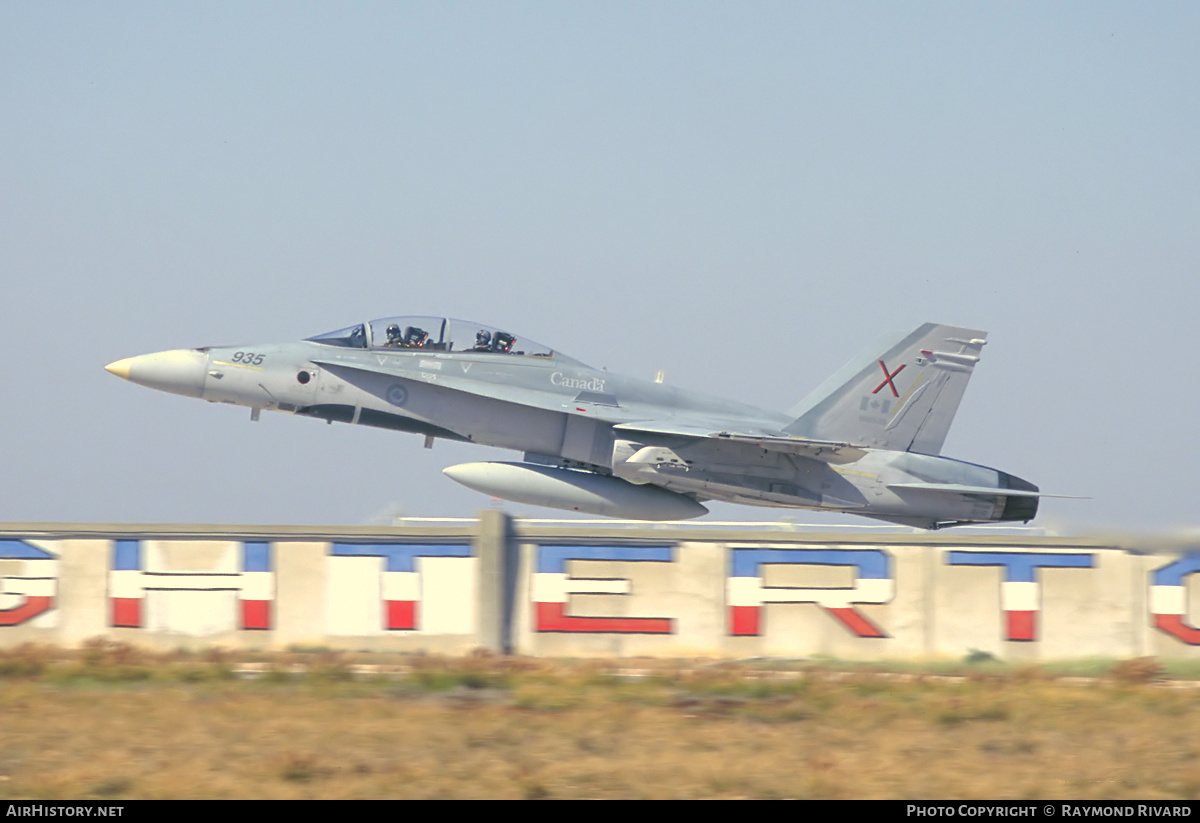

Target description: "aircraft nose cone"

left=104, top=359, right=132, bottom=379
left=104, top=349, right=208, bottom=398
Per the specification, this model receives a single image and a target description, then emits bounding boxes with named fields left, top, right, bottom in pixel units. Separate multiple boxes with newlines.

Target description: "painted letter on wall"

left=0, top=540, right=57, bottom=627
left=108, top=541, right=274, bottom=631
left=533, top=545, right=674, bottom=633
left=328, top=543, right=474, bottom=632
left=1151, top=553, right=1200, bottom=644
left=947, top=551, right=1095, bottom=641
left=727, top=546, right=893, bottom=637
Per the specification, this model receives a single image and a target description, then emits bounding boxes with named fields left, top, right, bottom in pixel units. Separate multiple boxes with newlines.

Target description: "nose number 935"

left=232, top=352, right=266, bottom=365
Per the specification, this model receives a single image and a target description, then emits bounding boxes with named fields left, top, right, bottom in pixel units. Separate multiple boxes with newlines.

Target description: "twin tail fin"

left=784, top=323, right=987, bottom=455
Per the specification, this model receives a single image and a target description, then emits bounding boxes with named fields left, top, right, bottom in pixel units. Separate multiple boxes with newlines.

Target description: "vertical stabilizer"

left=784, top=324, right=988, bottom=455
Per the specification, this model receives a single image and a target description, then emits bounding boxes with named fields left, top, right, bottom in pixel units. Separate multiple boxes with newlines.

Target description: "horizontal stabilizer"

left=707, top=432, right=866, bottom=463
left=887, top=482, right=1087, bottom=499
left=613, top=422, right=866, bottom=464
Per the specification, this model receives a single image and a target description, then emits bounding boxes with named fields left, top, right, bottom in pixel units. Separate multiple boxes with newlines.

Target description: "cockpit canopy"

left=306, top=316, right=554, bottom=358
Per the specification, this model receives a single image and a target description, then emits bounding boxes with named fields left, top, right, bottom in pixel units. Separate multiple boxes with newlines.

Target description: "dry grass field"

left=1, top=643, right=1199, bottom=799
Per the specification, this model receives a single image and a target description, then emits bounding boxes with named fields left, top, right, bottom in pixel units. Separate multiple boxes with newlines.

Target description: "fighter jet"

left=105, top=316, right=1060, bottom=528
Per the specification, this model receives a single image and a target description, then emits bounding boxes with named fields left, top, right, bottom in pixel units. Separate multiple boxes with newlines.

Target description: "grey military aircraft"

left=105, top=317, right=1061, bottom=528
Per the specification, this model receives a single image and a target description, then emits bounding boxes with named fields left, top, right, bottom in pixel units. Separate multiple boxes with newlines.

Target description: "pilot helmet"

left=387, top=323, right=401, bottom=339
left=475, top=330, right=491, bottom=346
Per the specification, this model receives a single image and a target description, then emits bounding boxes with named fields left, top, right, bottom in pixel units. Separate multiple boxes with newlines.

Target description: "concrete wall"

left=2, top=518, right=1198, bottom=660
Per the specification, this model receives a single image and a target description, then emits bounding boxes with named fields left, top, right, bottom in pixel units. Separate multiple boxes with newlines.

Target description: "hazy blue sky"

left=3, top=3, right=1198, bottom=533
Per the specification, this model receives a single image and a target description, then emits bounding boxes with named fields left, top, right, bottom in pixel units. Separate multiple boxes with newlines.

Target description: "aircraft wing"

left=311, top=357, right=868, bottom=463
left=612, top=421, right=868, bottom=464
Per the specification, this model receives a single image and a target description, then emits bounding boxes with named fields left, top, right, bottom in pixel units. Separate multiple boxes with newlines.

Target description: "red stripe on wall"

left=535, top=601, right=672, bottom=633
left=387, top=600, right=417, bottom=630
left=826, top=607, right=887, bottom=638
left=729, top=605, right=760, bottom=636
left=1155, top=613, right=1200, bottom=645
left=241, top=600, right=271, bottom=631
left=112, top=598, right=141, bottom=628
left=1006, top=610, right=1036, bottom=641
left=0, top=595, right=52, bottom=626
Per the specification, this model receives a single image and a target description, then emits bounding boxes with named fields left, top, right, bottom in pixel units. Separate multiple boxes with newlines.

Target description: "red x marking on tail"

left=872, top=360, right=906, bottom=397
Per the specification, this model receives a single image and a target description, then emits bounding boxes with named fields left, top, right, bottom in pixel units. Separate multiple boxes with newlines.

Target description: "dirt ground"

left=1, top=645, right=1197, bottom=799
